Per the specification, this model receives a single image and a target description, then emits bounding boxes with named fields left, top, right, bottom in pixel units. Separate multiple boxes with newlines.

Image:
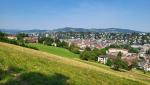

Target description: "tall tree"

left=0, top=31, right=6, bottom=40
left=146, top=48, right=150, bottom=54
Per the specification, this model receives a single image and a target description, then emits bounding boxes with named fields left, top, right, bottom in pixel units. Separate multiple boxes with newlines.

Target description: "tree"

left=117, top=52, right=122, bottom=57
left=146, top=48, right=150, bottom=54
left=0, top=32, right=8, bottom=42
left=0, top=31, right=6, bottom=39
left=93, top=48, right=101, bottom=56
left=71, top=47, right=80, bottom=54
left=88, top=51, right=97, bottom=61
left=112, top=57, right=128, bottom=70
left=99, top=48, right=107, bottom=55
left=16, top=33, right=27, bottom=41
left=80, top=51, right=90, bottom=60
left=128, top=60, right=138, bottom=70
left=16, top=33, right=27, bottom=45
left=85, top=46, right=91, bottom=51
left=69, top=44, right=80, bottom=54
left=80, top=50, right=97, bottom=61
left=112, top=52, right=128, bottom=71
left=113, top=58, right=122, bottom=70
left=60, top=41, right=68, bottom=48
left=128, top=47, right=139, bottom=53
left=55, top=39, right=61, bottom=47
left=45, top=37, right=54, bottom=46
left=141, top=36, right=146, bottom=45
left=38, top=37, right=54, bottom=46
left=106, top=58, right=112, bottom=66
left=0, top=58, right=5, bottom=80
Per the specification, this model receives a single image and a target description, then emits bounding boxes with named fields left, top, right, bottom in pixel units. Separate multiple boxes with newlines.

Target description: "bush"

left=146, top=48, right=150, bottom=54
left=128, top=47, right=139, bottom=53
left=69, top=44, right=80, bottom=54
left=61, top=41, right=68, bottom=49
left=111, top=52, right=128, bottom=71
left=80, top=51, right=89, bottom=60
left=71, top=48, right=80, bottom=54
left=23, top=45, right=39, bottom=50
left=38, top=37, right=54, bottom=46
left=88, top=51, right=97, bottom=61
left=85, top=47, right=91, bottom=51
left=106, top=58, right=112, bottom=66
left=80, top=51, right=97, bottom=61
left=112, top=57, right=128, bottom=70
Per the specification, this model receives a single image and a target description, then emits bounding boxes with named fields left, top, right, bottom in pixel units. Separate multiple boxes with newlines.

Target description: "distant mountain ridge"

left=0, top=29, right=48, bottom=34
left=0, top=27, right=141, bottom=34
left=52, top=27, right=141, bottom=33
left=19, top=29, right=48, bottom=33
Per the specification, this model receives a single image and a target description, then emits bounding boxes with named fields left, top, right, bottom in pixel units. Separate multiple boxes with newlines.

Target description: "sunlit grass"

left=0, top=42, right=149, bottom=85
left=27, top=43, right=79, bottom=58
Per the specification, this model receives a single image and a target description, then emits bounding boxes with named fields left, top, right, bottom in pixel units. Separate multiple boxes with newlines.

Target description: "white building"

left=144, top=63, right=150, bottom=71
left=7, top=35, right=17, bottom=40
left=138, top=58, right=150, bottom=71
left=51, top=42, right=57, bottom=47
left=98, top=55, right=108, bottom=64
left=45, top=34, right=49, bottom=37
left=131, top=45, right=142, bottom=48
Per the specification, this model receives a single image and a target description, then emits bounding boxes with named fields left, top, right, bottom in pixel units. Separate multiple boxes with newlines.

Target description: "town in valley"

left=2, top=28, right=150, bottom=72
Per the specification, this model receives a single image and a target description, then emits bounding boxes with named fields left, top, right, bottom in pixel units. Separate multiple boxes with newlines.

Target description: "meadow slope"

left=27, top=43, right=79, bottom=58
left=0, top=42, right=150, bottom=85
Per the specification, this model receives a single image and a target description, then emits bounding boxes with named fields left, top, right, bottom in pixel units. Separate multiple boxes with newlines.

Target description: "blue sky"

left=0, top=0, right=150, bottom=32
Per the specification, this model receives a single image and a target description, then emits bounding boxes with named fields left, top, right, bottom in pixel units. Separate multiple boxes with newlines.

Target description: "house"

left=98, top=55, right=108, bottom=64
left=24, top=37, right=38, bottom=43
left=108, top=48, right=128, bottom=56
left=138, top=55, right=150, bottom=71
left=139, top=61, right=150, bottom=71
left=131, top=45, right=142, bottom=49
left=7, top=35, right=17, bottom=40
left=45, top=34, right=49, bottom=37
left=122, top=54, right=138, bottom=67
left=143, top=44, right=150, bottom=52
left=144, top=63, right=150, bottom=71
left=51, top=42, right=57, bottom=46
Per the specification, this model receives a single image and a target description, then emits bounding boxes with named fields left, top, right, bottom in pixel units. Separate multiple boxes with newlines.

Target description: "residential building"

left=24, top=37, right=38, bottom=43
left=98, top=55, right=108, bottom=64
left=7, top=35, right=17, bottom=40
left=108, top=48, right=128, bottom=56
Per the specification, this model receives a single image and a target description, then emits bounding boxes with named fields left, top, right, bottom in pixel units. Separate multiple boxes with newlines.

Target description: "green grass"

left=0, top=42, right=150, bottom=85
left=27, top=43, right=79, bottom=58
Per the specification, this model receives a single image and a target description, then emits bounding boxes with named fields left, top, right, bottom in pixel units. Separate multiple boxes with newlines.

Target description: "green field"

left=27, top=43, right=79, bottom=58
left=0, top=42, right=150, bottom=85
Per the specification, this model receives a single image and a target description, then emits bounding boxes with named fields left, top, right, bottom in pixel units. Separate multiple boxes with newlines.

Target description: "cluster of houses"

left=98, top=47, right=150, bottom=71
left=6, top=34, right=38, bottom=43
left=64, top=39, right=116, bottom=50
left=45, top=32, right=150, bottom=45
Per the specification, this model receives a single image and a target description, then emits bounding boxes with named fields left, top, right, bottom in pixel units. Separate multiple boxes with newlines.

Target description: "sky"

left=0, top=0, right=150, bottom=32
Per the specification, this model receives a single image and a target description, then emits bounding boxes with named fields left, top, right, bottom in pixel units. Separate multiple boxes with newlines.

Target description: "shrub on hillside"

left=146, top=48, right=150, bottom=54
left=80, top=50, right=97, bottom=61
left=128, top=47, right=139, bottom=53
left=69, top=44, right=80, bottom=54
left=112, top=57, right=128, bottom=70
left=106, top=58, right=113, bottom=66
left=80, top=50, right=90, bottom=60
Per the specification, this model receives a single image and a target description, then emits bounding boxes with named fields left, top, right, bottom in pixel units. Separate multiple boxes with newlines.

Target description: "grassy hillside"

left=0, top=42, right=150, bottom=85
left=27, top=43, right=79, bottom=58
